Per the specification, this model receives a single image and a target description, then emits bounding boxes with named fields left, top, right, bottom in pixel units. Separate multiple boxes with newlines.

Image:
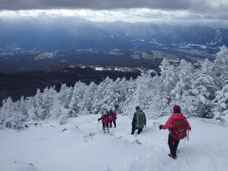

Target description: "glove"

left=159, top=125, right=163, bottom=130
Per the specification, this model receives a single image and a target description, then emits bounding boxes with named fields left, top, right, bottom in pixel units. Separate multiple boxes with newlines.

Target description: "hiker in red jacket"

left=159, top=105, right=191, bottom=159
left=108, top=109, right=117, bottom=128
left=98, top=109, right=109, bottom=133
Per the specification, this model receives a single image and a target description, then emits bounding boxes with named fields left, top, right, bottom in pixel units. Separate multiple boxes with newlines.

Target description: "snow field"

left=0, top=114, right=228, bottom=171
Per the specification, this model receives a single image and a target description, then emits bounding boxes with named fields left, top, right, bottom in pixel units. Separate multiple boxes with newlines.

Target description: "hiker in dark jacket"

left=112, top=105, right=119, bottom=128
left=108, top=109, right=113, bottom=128
left=98, top=109, right=109, bottom=133
left=159, top=105, right=191, bottom=159
left=111, top=109, right=117, bottom=128
left=131, top=106, right=146, bottom=135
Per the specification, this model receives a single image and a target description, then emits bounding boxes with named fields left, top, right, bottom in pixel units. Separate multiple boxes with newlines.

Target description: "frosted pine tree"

left=135, top=72, right=150, bottom=108
left=148, top=74, right=168, bottom=118
left=28, top=89, right=46, bottom=120
left=58, top=84, right=73, bottom=109
left=98, top=77, right=116, bottom=111
left=122, top=77, right=137, bottom=115
left=50, top=84, right=73, bottom=122
left=68, top=81, right=86, bottom=117
left=190, top=59, right=216, bottom=118
left=212, top=47, right=228, bottom=125
left=0, top=97, right=27, bottom=129
left=112, top=77, right=128, bottom=114
left=0, top=97, right=14, bottom=128
left=158, top=58, right=177, bottom=112
left=81, top=82, right=97, bottom=114
left=111, top=78, right=123, bottom=108
left=19, top=96, right=29, bottom=115
left=171, top=59, right=195, bottom=116
left=212, top=83, right=228, bottom=125
left=42, top=87, right=57, bottom=119
left=213, top=45, right=228, bottom=89
left=92, top=77, right=114, bottom=113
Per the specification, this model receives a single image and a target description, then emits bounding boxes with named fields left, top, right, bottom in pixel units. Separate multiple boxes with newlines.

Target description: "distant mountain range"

left=1, top=17, right=228, bottom=104
left=0, top=17, right=228, bottom=50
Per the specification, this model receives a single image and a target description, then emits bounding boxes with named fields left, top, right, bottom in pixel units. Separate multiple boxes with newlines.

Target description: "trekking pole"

left=187, top=130, right=190, bottom=141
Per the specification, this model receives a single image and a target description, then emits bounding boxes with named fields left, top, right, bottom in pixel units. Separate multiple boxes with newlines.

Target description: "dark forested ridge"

left=0, top=67, right=141, bottom=105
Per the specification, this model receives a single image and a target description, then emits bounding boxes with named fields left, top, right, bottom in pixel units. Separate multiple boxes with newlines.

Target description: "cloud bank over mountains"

left=0, top=0, right=227, bottom=27
left=0, top=0, right=227, bottom=13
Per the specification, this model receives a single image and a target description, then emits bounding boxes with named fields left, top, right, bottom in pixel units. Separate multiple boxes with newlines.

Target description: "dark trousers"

left=131, top=124, right=143, bottom=135
left=168, top=134, right=180, bottom=157
left=102, top=122, right=109, bottom=132
left=113, top=120, right=116, bottom=127
left=109, top=120, right=116, bottom=128
left=109, top=121, right=112, bottom=128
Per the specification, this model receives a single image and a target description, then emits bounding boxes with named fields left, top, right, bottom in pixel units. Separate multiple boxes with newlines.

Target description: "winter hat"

left=135, top=106, right=140, bottom=111
left=173, top=105, right=181, bottom=113
left=102, top=109, right=107, bottom=115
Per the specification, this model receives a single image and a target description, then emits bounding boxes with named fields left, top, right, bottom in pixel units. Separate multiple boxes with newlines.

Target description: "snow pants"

left=168, top=134, right=180, bottom=157
left=109, top=120, right=116, bottom=128
left=131, top=124, right=143, bottom=135
left=102, top=122, right=109, bottom=132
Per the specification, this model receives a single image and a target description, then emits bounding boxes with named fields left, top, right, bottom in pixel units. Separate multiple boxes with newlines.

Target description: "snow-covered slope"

left=0, top=114, right=228, bottom=171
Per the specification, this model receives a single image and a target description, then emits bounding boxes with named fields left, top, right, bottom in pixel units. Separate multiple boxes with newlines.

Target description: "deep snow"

left=0, top=114, right=228, bottom=171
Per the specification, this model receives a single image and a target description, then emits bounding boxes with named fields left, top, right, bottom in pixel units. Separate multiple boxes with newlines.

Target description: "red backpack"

left=172, top=119, right=188, bottom=140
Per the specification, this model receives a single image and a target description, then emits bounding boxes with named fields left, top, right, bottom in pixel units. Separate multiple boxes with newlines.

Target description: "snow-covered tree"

left=213, top=45, right=228, bottom=89
left=212, top=84, right=228, bottom=125
left=81, top=82, right=97, bottom=114
left=159, top=58, right=178, bottom=107
left=42, top=87, right=57, bottom=119
left=122, top=77, right=137, bottom=115
left=168, top=60, right=194, bottom=116
left=58, top=84, right=73, bottom=109
left=190, top=59, right=216, bottom=118
left=91, top=77, right=115, bottom=113
left=28, top=89, right=45, bottom=120
left=68, top=81, right=86, bottom=117
left=0, top=97, right=27, bottom=129
left=113, top=77, right=129, bottom=114
left=145, top=74, right=167, bottom=118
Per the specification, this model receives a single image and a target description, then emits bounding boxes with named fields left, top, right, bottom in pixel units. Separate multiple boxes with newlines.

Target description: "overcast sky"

left=0, top=0, right=228, bottom=27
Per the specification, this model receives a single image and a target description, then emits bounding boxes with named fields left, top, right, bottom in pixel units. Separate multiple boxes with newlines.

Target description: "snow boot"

left=168, top=153, right=177, bottom=160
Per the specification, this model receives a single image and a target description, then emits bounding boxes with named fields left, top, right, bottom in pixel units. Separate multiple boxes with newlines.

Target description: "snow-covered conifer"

left=190, top=59, right=216, bottom=118
left=0, top=97, right=27, bottom=129
left=68, top=81, right=86, bottom=117
left=159, top=58, right=177, bottom=110
left=171, top=59, right=196, bottom=116
left=212, top=83, right=228, bottom=125
left=213, top=45, right=228, bottom=89
left=81, top=82, right=97, bottom=114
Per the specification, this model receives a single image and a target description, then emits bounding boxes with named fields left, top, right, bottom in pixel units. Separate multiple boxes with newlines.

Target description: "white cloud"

left=0, top=7, right=228, bottom=28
